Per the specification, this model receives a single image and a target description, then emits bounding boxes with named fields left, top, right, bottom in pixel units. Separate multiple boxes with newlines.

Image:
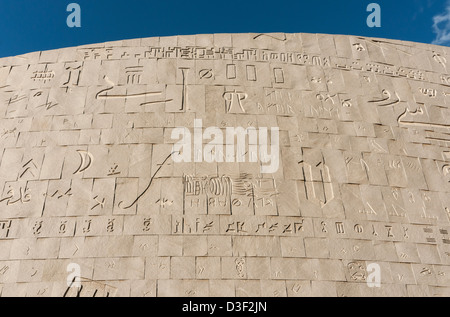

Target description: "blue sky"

left=0, top=0, right=449, bottom=58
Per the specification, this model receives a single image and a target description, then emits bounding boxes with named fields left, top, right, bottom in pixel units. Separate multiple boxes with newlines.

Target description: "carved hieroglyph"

left=0, top=33, right=450, bottom=297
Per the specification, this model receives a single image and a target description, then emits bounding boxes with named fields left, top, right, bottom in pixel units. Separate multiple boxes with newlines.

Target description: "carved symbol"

left=0, top=185, right=31, bottom=205
left=185, top=290, right=196, bottom=297
left=96, top=86, right=164, bottom=100
left=403, top=227, right=409, bottom=239
left=299, top=156, right=334, bottom=207
left=30, top=268, right=38, bottom=277
left=365, top=38, right=413, bottom=56
left=359, top=202, right=377, bottom=215
left=36, top=288, right=48, bottom=296
left=423, top=227, right=437, bottom=243
left=246, top=65, right=257, bottom=81
left=292, top=283, right=302, bottom=294
left=106, top=219, right=115, bottom=233
left=253, top=33, right=287, bottom=41
left=64, top=278, right=116, bottom=297
left=73, top=244, right=79, bottom=256
left=203, top=222, right=214, bottom=233
left=347, top=262, right=367, bottom=281
left=442, top=165, right=450, bottom=183
left=420, top=204, right=437, bottom=220
left=352, top=43, right=366, bottom=51
left=0, top=220, right=12, bottom=238
left=268, top=223, right=279, bottom=233
left=156, top=198, right=173, bottom=208
left=36, top=98, right=59, bottom=110
left=0, top=266, right=9, bottom=275
left=426, top=133, right=450, bottom=145
left=6, top=94, right=26, bottom=106
left=20, top=159, right=39, bottom=179
left=345, top=156, right=354, bottom=168
left=433, top=52, right=447, bottom=68
left=342, top=99, right=352, bottom=107
left=320, top=221, right=327, bottom=233
left=370, top=139, right=388, bottom=153
left=434, top=228, right=449, bottom=244
left=63, top=65, right=82, bottom=88
left=199, top=69, right=213, bottom=79
left=47, top=188, right=73, bottom=200
left=142, top=218, right=152, bottom=232
left=91, top=195, right=106, bottom=210
left=226, top=222, right=247, bottom=234
left=96, top=73, right=171, bottom=106
left=420, top=267, right=432, bottom=276
left=372, top=225, right=378, bottom=237
left=184, top=175, right=233, bottom=212
left=316, top=93, right=337, bottom=104
left=59, top=221, right=67, bottom=234
left=107, top=260, right=115, bottom=269
left=32, top=221, right=42, bottom=235
left=255, top=222, right=266, bottom=233
left=125, top=66, right=143, bottom=84
left=83, top=220, right=92, bottom=233
left=418, top=88, right=437, bottom=98
left=223, top=90, right=247, bottom=113
left=235, top=258, right=246, bottom=278
left=354, top=225, right=364, bottom=234
left=31, top=65, right=55, bottom=83
left=282, top=222, right=303, bottom=234
left=1, top=128, right=17, bottom=139
left=273, top=68, right=285, bottom=83
left=369, top=89, right=400, bottom=107
left=441, top=75, right=450, bottom=86
left=336, top=222, right=345, bottom=234
left=107, top=163, right=120, bottom=176
left=73, top=150, right=93, bottom=175
left=180, top=67, right=189, bottom=111
left=396, top=103, right=449, bottom=129
left=440, top=229, right=450, bottom=244
left=226, top=64, right=237, bottom=79
left=267, top=103, right=294, bottom=115
left=118, top=152, right=176, bottom=210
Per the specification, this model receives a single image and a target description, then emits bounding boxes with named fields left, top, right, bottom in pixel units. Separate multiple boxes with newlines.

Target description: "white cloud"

left=432, top=2, right=450, bottom=46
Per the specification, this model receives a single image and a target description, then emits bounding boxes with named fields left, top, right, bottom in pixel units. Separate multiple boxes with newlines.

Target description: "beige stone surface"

left=0, top=33, right=450, bottom=297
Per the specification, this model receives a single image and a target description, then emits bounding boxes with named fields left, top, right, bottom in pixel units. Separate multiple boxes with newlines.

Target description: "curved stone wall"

left=0, top=33, right=449, bottom=297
